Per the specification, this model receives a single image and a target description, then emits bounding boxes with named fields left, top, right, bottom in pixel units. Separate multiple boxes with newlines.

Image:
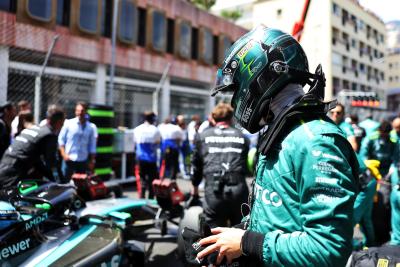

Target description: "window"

left=175, top=19, right=192, bottom=59
left=343, top=80, right=350, bottom=90
left=57, top=0, right=70, bottom=26
left=332, top=3, right=340, bottom=16
left=199, top=27, right=213, bottom=65
left=101, top=0, right=112, bottom=37
left=389, top=76, right=393, bottom=82
left=333, top=77, right=340, bottom=95
left=191, top=27, right=199, bottom=60
left=167, top=18, right=174, bottom=54
left=79, top=0, right=100, bottom=34
left=117, top=0, right=137, bottom=43
left=27, top=0, right=53, bottom=22
left=352, top=82, right=357, bottom=91
left=277, top=9, right=282, bottom=17
left=351, top=39, right=356, bottom=48
left=0, top=0, right=16, bottom=12
left=359, top=63, right=365, bottom=73
left=146, top=8, right=167, bottom=53
left=137, top=7, right=146, bottom=47
left=332, top=52, right=342, bottom=66
left=358, top=20, right=364, bottom=31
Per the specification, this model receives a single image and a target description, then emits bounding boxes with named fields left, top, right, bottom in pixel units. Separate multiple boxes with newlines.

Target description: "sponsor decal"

left=222, top=163, right=230, bottom=170
left=377, top=258, right=389, bottom=267
left=309, top=186, right=344, bottom=196
left=250, top=61, right=262, bottom=75
left=0, top=238, right=31, bottom=260
left=208, top=147, right=242, bottom=154
left=242, top=107, right=252, bottom=123
left=25, top=212, right=48, bottom=230
left=237, top=41, right=254, bottom=58
left=315, top=177, right=338, bottom=185
left=313, top=194, right=338, bottom=203
left=205, top=136, right=245, bottom=144
left=192, top=242, right=201, bottom=251
left=312, top=150, right=322, bottom=157
left=312, top=162, right=339, bottom=174
left=254, top=184, right=282, bottom=207
left=311, top=150, right=344, bottom=162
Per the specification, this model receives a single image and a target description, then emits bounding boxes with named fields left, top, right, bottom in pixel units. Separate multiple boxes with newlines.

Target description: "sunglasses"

left=330, top=111, right=343, bottom=115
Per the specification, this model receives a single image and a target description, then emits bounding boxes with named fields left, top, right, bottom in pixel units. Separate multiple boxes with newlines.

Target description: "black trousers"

left=203, top=180, right=249, bottom=228
left=162, top=148, right=179, bottom=180
left=138, top=161, right=158, bottom=199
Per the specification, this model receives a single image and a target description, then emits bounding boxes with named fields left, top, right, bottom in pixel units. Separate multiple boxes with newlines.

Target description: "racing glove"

left=181, top=221, right=244, bottom=266
left=364, top=159, right=382, bottom=180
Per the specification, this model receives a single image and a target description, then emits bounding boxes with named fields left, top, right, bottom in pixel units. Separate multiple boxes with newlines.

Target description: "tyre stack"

left=88, top=104, right=114, bottom=181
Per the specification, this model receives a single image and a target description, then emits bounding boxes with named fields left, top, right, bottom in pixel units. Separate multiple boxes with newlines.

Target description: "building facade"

left=0, top=0, right=247, bottom=128
left=386, top=20, right=400, bottom=112
left=213, top=0, right=387, bottom=108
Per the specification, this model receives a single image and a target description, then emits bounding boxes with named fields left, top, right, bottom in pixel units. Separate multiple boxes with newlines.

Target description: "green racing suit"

left=245, top=117, right=359, bottom=267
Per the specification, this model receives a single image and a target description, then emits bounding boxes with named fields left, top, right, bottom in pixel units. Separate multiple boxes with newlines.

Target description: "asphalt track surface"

left=123, top=178, right=192, bottom=267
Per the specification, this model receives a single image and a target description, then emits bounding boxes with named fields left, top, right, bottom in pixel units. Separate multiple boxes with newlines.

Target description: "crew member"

left=191, top=103, right=249, bottom=227
left=133, top=111, right=161, bottom=199
left=0, top=107, right=65, bottom=192
left=158, top=117, right=182, bottom=179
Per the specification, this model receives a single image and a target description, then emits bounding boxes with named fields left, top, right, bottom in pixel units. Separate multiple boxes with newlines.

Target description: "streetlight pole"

left=152, top=62, right=172, bottom=116
left=34, top=35, right=59, bottom=123
left=108, top=0, right=119, bottom=106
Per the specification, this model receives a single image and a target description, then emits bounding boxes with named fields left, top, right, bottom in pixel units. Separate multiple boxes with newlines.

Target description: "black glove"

left=181, top=220, right=244, bottom=266
left=181, top=220, right=212, bottom=265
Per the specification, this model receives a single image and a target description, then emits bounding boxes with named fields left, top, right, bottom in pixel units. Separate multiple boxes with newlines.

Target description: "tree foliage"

left=220, top=9, right=243, bottom=22
left=190, top=0, right=216, bottom=11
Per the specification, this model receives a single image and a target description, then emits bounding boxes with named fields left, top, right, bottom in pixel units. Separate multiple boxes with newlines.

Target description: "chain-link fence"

left=0, top=16, right=102, bottom=119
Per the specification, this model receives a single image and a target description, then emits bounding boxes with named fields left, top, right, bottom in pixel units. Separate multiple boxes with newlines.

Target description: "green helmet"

left=212, top=26, right=314, bottom=133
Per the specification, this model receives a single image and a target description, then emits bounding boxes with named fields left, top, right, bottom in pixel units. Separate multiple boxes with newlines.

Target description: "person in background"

left=176, top=115, right=191, bottom=179
left=359, top=111, right=380, bottom=138
left=15, top=110, right=35, bottom=137
left=391, top=117, right=400, bottom=141
left=133, top=111, right=161, bottom=199
left=11, top=100, right=31, bottom=139
left=58, top=102, right=97, bottom=183
left=158, top=116, right=183, bottom=180
left=187, top=114, right=201, bottom=148
left=360, top=120, right=399, bottom=246
left=329, top=103, right=359, bottom=152
left=0, top=106, right=65, bottom=193
left=198, top=114, right=215, bottom=134
left=190, top=103, right=249, bottom=227
left=349, top=114, right=366, bottom=154
left=0, top=102, right=16, bottom=159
